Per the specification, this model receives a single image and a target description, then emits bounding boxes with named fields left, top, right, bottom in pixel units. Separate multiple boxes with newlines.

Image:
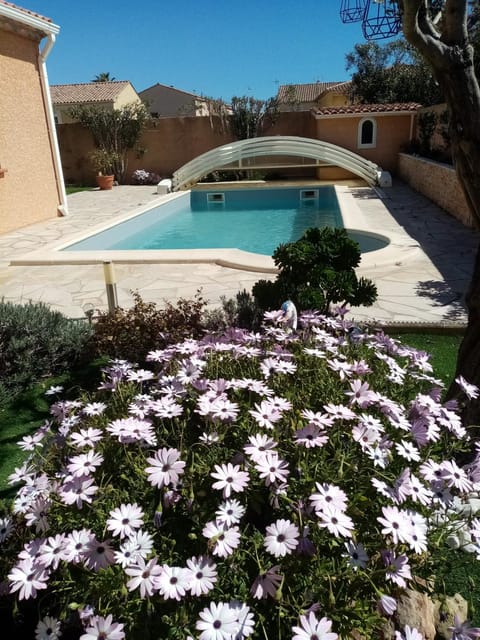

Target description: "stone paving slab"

left=0, top=182, right=478, bottom=326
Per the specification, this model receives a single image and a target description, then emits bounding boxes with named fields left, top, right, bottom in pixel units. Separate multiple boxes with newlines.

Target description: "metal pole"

left=103, top=260, right=118, bottom=312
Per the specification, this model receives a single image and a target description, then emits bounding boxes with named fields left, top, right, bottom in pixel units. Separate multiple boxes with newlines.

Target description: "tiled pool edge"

left=2, top=181, right=476, bottom=324
left=10, top=185, right=412, bottom=274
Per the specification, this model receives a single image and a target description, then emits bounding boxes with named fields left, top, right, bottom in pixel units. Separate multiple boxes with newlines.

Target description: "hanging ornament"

left=340, top=0, right=367, bottom=23
left=361, top=0, right=402, bottom=40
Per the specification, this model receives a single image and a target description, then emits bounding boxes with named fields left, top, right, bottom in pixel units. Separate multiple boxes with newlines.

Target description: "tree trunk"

left=398, top=1, right=480, bottom=424
left=449, top=246, right=480, bottom=427
left=432, top=58, right=480, bottom=424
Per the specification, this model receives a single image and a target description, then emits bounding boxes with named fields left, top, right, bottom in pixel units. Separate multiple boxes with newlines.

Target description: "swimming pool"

left=63, top=186, right=388, bottom=256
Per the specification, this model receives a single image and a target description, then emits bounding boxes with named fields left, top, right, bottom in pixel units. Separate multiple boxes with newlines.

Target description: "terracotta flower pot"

left=96, top=174, right=114, bottom=190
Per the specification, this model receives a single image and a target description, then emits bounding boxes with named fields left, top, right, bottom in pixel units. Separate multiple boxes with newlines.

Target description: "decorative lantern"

left=339, top=0, right=367, bottom=23
left=361, top=0, right=402, bottom=40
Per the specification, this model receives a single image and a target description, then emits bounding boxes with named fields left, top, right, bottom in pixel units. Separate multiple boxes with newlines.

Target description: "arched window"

left=358, top=117, right=376, bottom=148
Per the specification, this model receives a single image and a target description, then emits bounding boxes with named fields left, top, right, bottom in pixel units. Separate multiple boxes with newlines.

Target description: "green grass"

left=391, top=332, right=462, bottom=389
left=0, top=359, right=106, bottom=498
left=389, top=332, right=480, bottom=621
left=65, top=185, right=94, bottom=195
left=0, top=384, right=51, bottom=502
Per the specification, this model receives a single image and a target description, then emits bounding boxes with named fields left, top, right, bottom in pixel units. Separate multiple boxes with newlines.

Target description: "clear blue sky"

left=25, top=0, right=368, bottom=101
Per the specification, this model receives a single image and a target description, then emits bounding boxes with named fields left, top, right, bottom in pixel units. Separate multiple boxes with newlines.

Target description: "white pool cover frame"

left=172, top=136, right=383, bottom=191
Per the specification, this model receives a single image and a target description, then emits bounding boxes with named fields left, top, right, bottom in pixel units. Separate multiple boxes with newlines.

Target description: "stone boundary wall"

left=397, top=153, right=473, bottom=227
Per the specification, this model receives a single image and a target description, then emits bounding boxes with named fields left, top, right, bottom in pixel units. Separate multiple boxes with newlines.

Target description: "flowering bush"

left=131, top=169, right=161, bottom=185
left=1, top=310, right=480, bottom=639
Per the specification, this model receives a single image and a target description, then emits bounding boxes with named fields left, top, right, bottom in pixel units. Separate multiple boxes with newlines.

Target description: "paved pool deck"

left=0, top=180, right=478, bottom=327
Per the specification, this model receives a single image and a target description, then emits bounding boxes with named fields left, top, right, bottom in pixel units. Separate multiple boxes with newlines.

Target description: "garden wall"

left=56, top=116, right=235, bottom=186
left=56, top=111, right=327, bottom=186
left=397, top=153, right=473, bottom=227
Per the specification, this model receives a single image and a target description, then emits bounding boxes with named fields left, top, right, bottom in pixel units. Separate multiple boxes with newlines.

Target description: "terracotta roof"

left=314, top=102, right=421, bottom=116
left=51, top=81, right=133, bottom=105
left=319, top=80, right=352, bottom=96
left=0, top=0, right=52, bottom=23
left=278, top=81, right=349, bottom=103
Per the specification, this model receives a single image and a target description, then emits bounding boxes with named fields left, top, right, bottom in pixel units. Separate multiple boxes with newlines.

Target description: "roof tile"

left=50, top=81, right=133, bottom=105
left=0, top=0, right=52, bottom=23
left=278, top=81, right=348, bottom=103
left=314, top=102, right=421, bottom=116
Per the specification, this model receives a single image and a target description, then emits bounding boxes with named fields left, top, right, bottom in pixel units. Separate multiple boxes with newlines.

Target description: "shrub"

left=1, top=310, right=479, bottom=639
left=89, top=291, right=209, bottom=363
left=252, top=227, right=378, bottom=314
left=418, top=111, right=437, bottom=156
left=0, top=300, right=92, bottom=403
left=205, top=290, right=263, bottom=332
left=70, top=103, right=149, bottom=184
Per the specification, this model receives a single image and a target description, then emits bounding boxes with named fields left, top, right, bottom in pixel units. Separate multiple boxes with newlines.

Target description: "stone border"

left=11, top=185, right=400, bottom=274
left=397, top=153, right=473, bottom=227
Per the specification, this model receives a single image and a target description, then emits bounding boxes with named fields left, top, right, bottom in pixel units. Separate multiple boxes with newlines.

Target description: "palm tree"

left=92, top=72, right=115, bottom=83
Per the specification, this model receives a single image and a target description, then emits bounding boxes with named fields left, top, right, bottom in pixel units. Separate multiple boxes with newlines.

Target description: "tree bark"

left=400, top=1, right=480, bottom=424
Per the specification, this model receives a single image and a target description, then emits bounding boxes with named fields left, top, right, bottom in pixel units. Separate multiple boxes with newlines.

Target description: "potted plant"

left=88, top=148, right=120, bottom=190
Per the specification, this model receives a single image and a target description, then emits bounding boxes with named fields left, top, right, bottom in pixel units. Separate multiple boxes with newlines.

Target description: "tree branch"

left=400, top=0, right=449, bottom=67
left=442, top=0, right=468, bottom=44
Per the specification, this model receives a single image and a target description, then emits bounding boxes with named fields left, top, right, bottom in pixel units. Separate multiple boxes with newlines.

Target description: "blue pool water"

left=64, top=186, right=388, bottom=255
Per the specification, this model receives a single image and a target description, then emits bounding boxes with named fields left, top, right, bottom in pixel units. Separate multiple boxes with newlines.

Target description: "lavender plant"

left=1, top=310, right=480, bottom=640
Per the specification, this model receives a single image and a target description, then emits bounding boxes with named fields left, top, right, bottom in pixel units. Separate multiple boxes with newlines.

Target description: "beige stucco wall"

left=114, top=84, right=141, bottom=109
left=57, top=111, right=321, bottom=185
left=57, top=116, right=236, bottom=185
left=268, top=111, right=317, bottom=138
left=139, top=84, right=204, bottom=118
left=398, top=153, right=473, bottom=227
left=56, top=110, right=415, bottom=186
left=317, top=93, right=350, bottom=108
left=0, top=28, right=60, bottom=233
left=315, top=113, right=415, bottom=173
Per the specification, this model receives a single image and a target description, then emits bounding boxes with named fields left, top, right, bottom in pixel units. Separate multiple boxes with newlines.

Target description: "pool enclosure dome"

left=172, top=136, right=391, bottom=191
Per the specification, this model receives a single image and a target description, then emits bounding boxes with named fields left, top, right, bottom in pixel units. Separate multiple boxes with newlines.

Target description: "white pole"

left=103, top=261, right=118, bottom=312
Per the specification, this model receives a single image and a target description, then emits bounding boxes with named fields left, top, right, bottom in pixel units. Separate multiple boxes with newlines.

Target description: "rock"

left=395, top=590, right=436, bottom=640
left=434, top=593, right=469, bottom=640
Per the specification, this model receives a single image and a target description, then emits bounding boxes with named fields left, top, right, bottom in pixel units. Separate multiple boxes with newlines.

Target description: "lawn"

left=390, top=331, right=463, bottom=389
left=65, top=185, right=94, bottom=195
left=0, top=359, right=106, bottom=497
left=0, top=384, right=51, bottom=502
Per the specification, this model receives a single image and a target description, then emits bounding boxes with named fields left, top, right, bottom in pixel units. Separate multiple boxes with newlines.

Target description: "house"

left=0, top=0, right=67, bottom=233
left=139, top=82, right=217, bottom=118
left=277, top=81, right=352, bottom=112
left=51, top=80, right=142, bottom=123
left=312, top=102, right=420, bottom=175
